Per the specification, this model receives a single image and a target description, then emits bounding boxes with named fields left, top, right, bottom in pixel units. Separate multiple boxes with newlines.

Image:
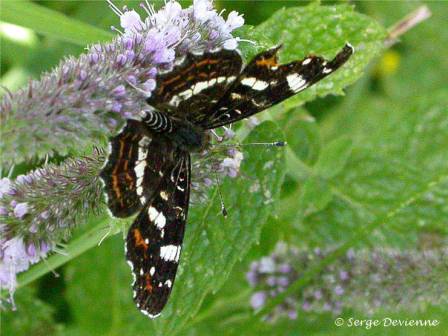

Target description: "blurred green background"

left=1, top=1, right=448, bottom=335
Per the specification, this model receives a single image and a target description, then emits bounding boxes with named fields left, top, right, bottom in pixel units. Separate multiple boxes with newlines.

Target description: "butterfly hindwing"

left=126, top=151, right=190, bottom=318
left=202, top=44, right=354, bottom=128
left=100, top=120, right=175, bottom=217
left=147, top=49, right=243, bottom=123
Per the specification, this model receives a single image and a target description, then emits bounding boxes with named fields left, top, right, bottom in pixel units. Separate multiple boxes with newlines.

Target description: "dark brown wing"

left=126, top=151, right=190, bottom=318
left=146, top=49, right=243, bottom=124
left=201, top=44, right=354, bottom=129
left=99, top=120, right=175, bottom=217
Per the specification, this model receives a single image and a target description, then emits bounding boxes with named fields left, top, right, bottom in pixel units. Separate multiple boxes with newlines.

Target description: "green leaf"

left=1, top=1, right=113, bottom=46
left=65, top=235, right=154, bottom=336
left=241, top=4, right=387, bottom=107
left=280, top=107, right=321, bottom=166
left=294, top=87, right=448, bottom=247
left=315, top=136, right=353, bottom=179
left=1, top=287, right=63, bottom=336
left=300, top=176, right=333, bottom=217
left=153, top=121, right=285, bottom=334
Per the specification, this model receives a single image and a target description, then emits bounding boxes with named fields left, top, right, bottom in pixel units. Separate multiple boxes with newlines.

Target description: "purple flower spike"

left=250, top=291, right=267, bottom=309
left=116, top=54, right=127, bottom=66
left=142, top=79, right=156, bottom=92
left=88, top=52, right=99, bottom=64
left=13, top=203, right=29, bottom=218
left=120, top=10, right=143, bottom=33
left=287, top=309, right=298, bottom=320
left=302, top=301, right=311, bottom=311
left=279, top=263, right=292, bottom=274
left=203, top=178, right=213, bottom=187
left=334, top=285, right=344, bottom=296
left=146, top=67, right=157, bottom=78
left=0, top=178, right=11, bottom=198
left=339, top=270, right=349, bottom=281
left=125, top=50, right=135, bottom=62
left=26, top=244, right=36, bottom=257
left=246, top=270, right=258, bottom=286
left=127, top=75, right=137, bottom=85
left=112, top=85, right=126, bottom=97
left=123, top=37, right=134, bottom=49
left=111, top=101, right=123, bottom=113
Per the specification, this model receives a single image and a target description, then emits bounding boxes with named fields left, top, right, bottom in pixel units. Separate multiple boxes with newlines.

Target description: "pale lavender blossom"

left=0, top=237, right=51, bottom=306
left=247, top=242, right=448, bottom=322
left=219, top=149, right=244, bottom=178
left=0, top=178, right=11, bottom=198
left=250, top=291, right=267, bottom=309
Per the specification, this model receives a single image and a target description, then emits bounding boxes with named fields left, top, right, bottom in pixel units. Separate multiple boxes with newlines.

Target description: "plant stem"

left=7, top=216, right=120, bottom=296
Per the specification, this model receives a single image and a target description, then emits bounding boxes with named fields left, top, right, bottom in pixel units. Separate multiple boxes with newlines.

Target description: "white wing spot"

left=137, top=186, right=143, bottom=196
left=302, top=58, right=312, bottom=65
left=286, top=74, right=308, bottom=92
left=193, top=81, right=211, bottom=95
left=160, top=191, right=169, bottom=201
left=160, top=245, right=181, bottom=262
left=148, top=206, right=166, bottom=229
left=150, top=266, right=155, bottom=276
left=253, top=80, right=269, bottom=91
left=241, top=77, right=256, bottom=87
left=165, top=280, right=172, bottom=288
left=231, top=92, right=242, bottom=100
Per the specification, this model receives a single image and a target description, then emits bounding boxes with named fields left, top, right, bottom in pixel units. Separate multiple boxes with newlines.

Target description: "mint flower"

left=0, top=150, right=105, bottom=303
left=247, top=242, right=448, bottom=321
left=0, top=0, right=244, bottom=166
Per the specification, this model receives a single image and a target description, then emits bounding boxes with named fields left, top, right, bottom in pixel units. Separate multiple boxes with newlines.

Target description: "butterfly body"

left=100, top=43, right=354, bottom=318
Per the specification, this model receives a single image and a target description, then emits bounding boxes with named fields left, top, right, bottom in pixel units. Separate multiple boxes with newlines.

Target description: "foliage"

left=1, top=1, right=447, bottom=335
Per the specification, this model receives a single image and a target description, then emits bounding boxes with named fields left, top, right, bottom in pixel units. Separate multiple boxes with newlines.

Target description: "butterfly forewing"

left=147, top=49, right=242, bottom=123
left=100, top=120, right=176, bottom=217
left=201, top=44, right=354, bottom=129
left=126, top=151, right=190, bottom=318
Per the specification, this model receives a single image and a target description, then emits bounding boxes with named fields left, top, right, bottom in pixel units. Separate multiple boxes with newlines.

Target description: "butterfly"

left=100, top=43, right=354, bottom=318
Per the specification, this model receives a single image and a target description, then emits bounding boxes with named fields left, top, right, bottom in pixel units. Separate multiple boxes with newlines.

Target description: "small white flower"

left=193, top=0, right=215, bottom=22
left=223, top=38, right=238, bottom=50
left=226, top=11, right=244, bottom=30
left=0, top=178, right=11, bottom=198
left=120, top=10, right=143, bottom=33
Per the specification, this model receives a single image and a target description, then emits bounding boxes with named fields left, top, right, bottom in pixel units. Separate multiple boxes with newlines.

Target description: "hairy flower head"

left=247, top=242, right=448, bottom=321
left=1, top=0, right=244, bottom=166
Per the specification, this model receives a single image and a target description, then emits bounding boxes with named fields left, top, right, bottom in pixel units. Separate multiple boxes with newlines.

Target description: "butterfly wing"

left=146, top=49, right=243, bottom=124
left=100, top=120, right=175, bottom=217
left=125, top=151, right=190, bottom=318
left=201, top=44, right=354, bottom=129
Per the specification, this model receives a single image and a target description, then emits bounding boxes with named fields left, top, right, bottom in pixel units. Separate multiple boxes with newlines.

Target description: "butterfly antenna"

left=214, top=141, right=287, bottom=148
left=213, top=171, right=228, bottom=218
